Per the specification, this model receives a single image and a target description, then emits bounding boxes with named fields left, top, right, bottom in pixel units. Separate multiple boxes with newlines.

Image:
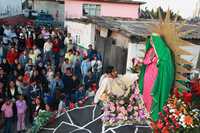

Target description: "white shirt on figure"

left=43, top=42, right=53, bottom=53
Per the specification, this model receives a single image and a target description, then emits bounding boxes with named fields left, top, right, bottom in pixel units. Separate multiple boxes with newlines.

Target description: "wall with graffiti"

left=0, top=0, right=22, bottom=18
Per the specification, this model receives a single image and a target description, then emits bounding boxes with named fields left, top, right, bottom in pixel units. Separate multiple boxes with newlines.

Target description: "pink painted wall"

left=65, top=0, right=140, bottom=19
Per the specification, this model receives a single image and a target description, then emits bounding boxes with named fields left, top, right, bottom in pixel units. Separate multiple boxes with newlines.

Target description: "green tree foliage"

left=139, top=6, right=183, bottom=21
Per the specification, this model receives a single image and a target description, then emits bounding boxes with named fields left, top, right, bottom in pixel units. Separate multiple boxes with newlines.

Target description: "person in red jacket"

left=52, top=37, right=60, bottom=68
left=6, top=47, right=19, bottom=65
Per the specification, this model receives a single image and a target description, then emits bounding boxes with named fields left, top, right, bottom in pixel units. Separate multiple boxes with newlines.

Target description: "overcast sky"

left=140, top=0, right=199, bottom=18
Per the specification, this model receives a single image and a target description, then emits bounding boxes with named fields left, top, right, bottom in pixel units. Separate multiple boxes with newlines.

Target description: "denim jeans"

left=4, top=117, right=13, bottom=133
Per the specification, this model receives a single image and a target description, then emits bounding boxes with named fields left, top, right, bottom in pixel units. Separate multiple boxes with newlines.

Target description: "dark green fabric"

left=139, top=34, right=175, bottom=121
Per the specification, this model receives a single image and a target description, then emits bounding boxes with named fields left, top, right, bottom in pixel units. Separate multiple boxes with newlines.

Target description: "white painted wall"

left=181, top=44, right=200, bottom=68
left=33, top=1, right=64, bottom=22
left=65, top=21, right=95, bottom=49
left=0, top=0, right=22, bottom=18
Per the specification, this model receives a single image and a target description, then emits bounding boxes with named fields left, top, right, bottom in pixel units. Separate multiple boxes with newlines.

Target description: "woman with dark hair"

left=6, top=80, right=19, bottom=103
left=6, top=80, right=19, bottom=120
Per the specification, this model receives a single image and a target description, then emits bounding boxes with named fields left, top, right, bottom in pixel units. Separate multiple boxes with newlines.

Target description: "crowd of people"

left=0, top=24, right=103, bottom=133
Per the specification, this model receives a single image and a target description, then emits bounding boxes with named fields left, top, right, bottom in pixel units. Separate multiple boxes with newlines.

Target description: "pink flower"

left=119, top=100, right=125, bottom=105
left=109, top=117, right=116, bottom=123
left=102, top=116, right=109, bottom=121
left=127, top=104, right=133, bottom=112
left=117, top=113, right=125, bottom=120
left=110, top=104, right=116, bottom=112
left=116, top=105, right=121, bottom=112
left=129, top=94, right=135, bottom=101
left=134, top=106, right=139, bottom=111
left=139, top=110, right=146, bottom=119
left=119, top=107, right=127, bottom=115
left=133, top=111, right=139, bottom=117
left=163, top=106, right=169, bottom=113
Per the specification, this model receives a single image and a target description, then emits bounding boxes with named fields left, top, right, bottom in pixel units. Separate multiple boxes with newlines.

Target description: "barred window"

left=83, top=4, right=101, bottom=16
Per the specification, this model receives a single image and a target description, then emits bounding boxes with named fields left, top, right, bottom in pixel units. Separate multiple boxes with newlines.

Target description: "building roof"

left=68, top=0, right=146, bottom=5
left=66, top=17, right=200, bottom=41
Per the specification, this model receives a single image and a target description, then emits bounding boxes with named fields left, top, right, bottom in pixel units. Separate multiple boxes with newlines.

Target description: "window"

left=83, top=4, right=101, bottom=16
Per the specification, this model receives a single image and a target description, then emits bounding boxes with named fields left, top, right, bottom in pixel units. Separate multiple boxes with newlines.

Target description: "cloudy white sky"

left=140, top=0, right=199, bottom=18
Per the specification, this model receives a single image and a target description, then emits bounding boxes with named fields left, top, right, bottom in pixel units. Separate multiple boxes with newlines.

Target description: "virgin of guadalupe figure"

left=139, top=33, right=175, bottom=121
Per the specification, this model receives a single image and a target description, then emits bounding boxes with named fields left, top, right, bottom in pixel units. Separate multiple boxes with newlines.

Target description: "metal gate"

left=95, top=36, right=128, bottom=74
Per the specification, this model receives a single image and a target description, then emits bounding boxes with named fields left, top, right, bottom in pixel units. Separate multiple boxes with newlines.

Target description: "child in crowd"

left=1, top=98, right=13, bottom=133
left=16, top=95, right=27, bottom=132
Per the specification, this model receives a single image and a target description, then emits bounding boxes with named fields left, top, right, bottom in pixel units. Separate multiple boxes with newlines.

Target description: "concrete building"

left=0, top=0, right=22, bottom=18
left=65, top=0, right=145, bottom=19
left=66, top=17, right=200, bottom=74
left=29, top=0, right=65, bottom=22
left=65, top=0, right=145, bottom=49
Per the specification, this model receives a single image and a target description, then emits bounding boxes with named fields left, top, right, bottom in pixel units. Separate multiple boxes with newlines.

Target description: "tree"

left=139, top=7, right=183, bottom=21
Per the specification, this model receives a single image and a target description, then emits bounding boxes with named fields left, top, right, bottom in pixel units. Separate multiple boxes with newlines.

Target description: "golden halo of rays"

left=149, top=10, right=193, bottom=89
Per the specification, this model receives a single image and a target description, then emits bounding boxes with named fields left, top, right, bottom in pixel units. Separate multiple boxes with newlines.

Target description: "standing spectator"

left=49, top=74, right=64, bottom=98
left=91, top=56, right=102, bottom=82
left=25, top=27, right=35, bottom=49
left=31, top=97, right=43, bottom=122
left=25, top=59, right=33, bottom=72
left=61, top=58, right=72, bottom=74
left=46, top=67, right=54, bottom=82
left=62, top=68, right=73, bottom=103
left=0, top=44, right=7, bottom=64
left=52, top=37, right=60, bottom=68
left=43, top=38, right=53, bottom=62
left=87, top=44, right=96, bottom=60
left=19, top=50, right=29, bottom=67
left=65, top=49, right=74, bottom=64
left=1, top=59, right=10, bottom=75
left=1, top=98, right=13, bottom=133
left=16, top=64, right=24, bottom=76
left=57, top=94, right=66, bottom=117
left=18, top=33, right=26, bottom=52
left=28, top=49, right=37, bottom=65
left=81, top=57, right=91, bottom=81
left=0, top=82, right=5, bottom=107
left=6, top=81, right=19, bottom=103
left=74, top=58, right=82, bottom=81
left=33, top=45, right=41, bottom=60
left=72, top=51, right=82, bottom=69
left=16, top=95, right=27, bottom=132
left=6, top=47, right=18, bottom=65
left=64, top=33, right=72, bottom=51
left=28, top=81, right=42, bottom=102
left=84, top=70, right=96, bottom=90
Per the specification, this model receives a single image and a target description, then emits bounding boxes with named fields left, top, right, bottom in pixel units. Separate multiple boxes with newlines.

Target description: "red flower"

left=157, top=120, right=163, bottom=129
left=162, top=127, right=170, bottom=133
left=150, top=121, right=158, bottom=130
left=190, top=79, right=200, bottom=96
left=69, top=102, right=75, bottom=109
left=175, top=123, right=180, bottom=129
left=163, top=106, right=169, bottom=113
left=174, top=88, right=180, bottom=98
left=164, top=117, right=169, bottom=123
left=183, top=91, right=192, bottom=104
left=158, top=112, right=163, bottom=117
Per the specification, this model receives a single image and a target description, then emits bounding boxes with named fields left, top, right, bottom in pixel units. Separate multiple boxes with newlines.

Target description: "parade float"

left=31, top=11, right=200, bottom=133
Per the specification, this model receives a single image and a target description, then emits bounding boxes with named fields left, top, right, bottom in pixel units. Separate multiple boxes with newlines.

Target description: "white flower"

left=180, top=115, right=185, bottom=123
left=182, top=123, right=186, bottom=128
left=169, top=109, right=176, bottom=113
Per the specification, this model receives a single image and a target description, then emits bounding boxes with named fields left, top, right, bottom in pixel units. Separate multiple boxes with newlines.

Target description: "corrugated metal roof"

left=66, top=17, right=200, bottom=40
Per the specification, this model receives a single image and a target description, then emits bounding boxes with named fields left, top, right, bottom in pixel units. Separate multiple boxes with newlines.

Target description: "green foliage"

left=140, top=6, right=183, bottom=21
left=31, top=110, right=52, bottom=133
